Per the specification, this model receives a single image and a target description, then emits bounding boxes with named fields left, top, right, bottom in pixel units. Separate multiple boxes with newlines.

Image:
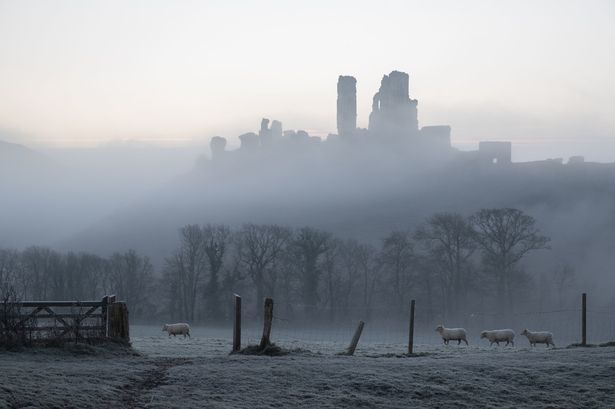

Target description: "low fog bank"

left=0, top=139, right=203, bottom=247
left=2, top=130, right=615, bottom=309
left=58, top=137, right=615, bottom=304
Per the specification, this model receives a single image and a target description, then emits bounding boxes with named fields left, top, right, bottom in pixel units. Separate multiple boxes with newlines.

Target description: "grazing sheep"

left=162, top=323, right=191, bottom=338
left=480, top=329, right=515, bottom=346
left=520, top=329, right=555, bottom=347
left=435, top=325, right=469, bottom=345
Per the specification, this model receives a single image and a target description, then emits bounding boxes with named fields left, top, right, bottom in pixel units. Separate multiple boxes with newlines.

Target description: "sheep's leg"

left=457, top=339, right=461, bottom=345
left=463, top=339, right=468, bottom=345
left=495, top=341, right=499, bottom=346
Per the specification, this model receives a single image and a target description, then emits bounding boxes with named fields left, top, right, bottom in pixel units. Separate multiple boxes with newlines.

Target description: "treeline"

left=1, top=208, right=579, bottom=324
left=0, top=249, right=154, bottom=319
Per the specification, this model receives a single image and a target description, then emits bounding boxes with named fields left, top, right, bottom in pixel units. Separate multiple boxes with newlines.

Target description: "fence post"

left=582, top=292, right=587, bottom=346
left=408, top=299, right=416, bottom=355
left=101, top=295, right=109, bottom=338
left=346, top=320, right=365, bottom=356
left=258, top=298, right=274, bottom=351
left=108, top=302, right=130, bottom=343
left=233, top=294, right=242, bottom=353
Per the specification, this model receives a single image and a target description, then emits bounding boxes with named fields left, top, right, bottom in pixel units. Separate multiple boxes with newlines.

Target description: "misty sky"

left=1, top=0, right=614, bottom=161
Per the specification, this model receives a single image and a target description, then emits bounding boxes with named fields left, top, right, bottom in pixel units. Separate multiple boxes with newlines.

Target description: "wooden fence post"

left=101, top=295, right=109, bottom=338
left=108, top=302, right=130, bottom=343
left=408, top=299, right=416, bottom=355
left=582, top=292, right=587, bottom=346
left=233, top=294, right=242, bottom=353
left=346, top=320, right=365, bottom=356
left=258, top=298, right=274, bottom=351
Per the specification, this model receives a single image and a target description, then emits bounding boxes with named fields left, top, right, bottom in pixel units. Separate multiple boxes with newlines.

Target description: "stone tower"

left=337, top=76, right=357, bottom=137
left=368, top=71, right=418, bottom=138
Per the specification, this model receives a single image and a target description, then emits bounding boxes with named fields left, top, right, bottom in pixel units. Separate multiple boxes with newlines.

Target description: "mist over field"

left=2, top=2, right=615, bottom=408
left=2, top=99, right=615, bottom=306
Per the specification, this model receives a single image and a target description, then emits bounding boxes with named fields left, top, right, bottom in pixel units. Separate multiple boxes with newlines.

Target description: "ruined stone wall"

left=478, top=141, right=512, bottom=164
left=368, top=71, right=418, bottom=138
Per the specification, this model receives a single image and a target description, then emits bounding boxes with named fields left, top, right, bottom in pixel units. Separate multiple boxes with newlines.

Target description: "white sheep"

left=162, top=323, right=191, bottom=338
left=520, top=329, right=555, bottom=347
left=480, top=329, right=515, bottom=346
left=435, top=325, right=469, bottom=345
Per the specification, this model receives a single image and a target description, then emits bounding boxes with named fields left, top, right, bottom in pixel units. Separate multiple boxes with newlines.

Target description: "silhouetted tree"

left=551, top=263, right=575, bottom=308
left=415, top=213, right=476, bottom=320
left=236, top=224, right=291, bottom=315
left=379, top=230, right=415, bottom=317
left=291, top=227, right=331, bottom=314
left=165, top=225, right=207, bottom=321
left=20, top=247, right=55, bottom=300
left=107, top=250, right=154, bottom=319
left=335, top=240, right=364, bottom=319
left=201, top=224, right=230, bottom=322
left=471, top=208, right=550, bottom=315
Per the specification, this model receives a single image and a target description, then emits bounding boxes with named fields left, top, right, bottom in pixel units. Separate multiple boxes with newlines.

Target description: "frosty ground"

left=1, top=325, right=614, bottom=408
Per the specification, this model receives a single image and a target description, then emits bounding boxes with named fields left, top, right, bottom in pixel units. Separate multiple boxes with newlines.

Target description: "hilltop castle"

left=207, top=71, right=567, bottom=168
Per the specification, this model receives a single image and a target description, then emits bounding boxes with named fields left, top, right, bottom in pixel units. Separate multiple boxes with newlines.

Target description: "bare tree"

left=321, top=239, right=342, bottom=321
left=379, top=230, right=415, bottom=317
left=107, top=250, right=154, bottom=319
left=551, top=263, right=575, bottom=308
left=415, top=213, right=476, bottom=321
left=334, top=240, right=380, bottom=319
left=0, top=249, right=21, bottom=298
left=335, top=239, right=363, bottom=319
left=236, top=224, right=291, bottom=315
left=201, top=224, right=230, bottom=322
left=20, top=247, right=55, bottom=300
left=165, top=225, right=208, bottom=321
left=358, top=243, right=380, bottom=320
left=291, top=227, right=331, bottom=315
left=471, top=208, right=550, bottom=315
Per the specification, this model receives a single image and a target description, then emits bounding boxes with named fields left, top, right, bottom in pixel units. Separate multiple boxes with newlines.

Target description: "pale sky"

left=1, top=0, right=614, bottom=160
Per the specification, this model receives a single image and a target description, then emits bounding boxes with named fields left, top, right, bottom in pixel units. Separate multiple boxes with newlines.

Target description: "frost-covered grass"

left=2, top=324, right=615, bottom=408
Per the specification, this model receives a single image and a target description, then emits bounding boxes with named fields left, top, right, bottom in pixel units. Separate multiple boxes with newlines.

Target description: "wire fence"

left=234, top=296, right=615, bottom=355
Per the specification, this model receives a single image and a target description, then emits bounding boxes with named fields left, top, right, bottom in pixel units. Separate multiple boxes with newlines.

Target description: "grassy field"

left=1, top=325, right=614, bottom=408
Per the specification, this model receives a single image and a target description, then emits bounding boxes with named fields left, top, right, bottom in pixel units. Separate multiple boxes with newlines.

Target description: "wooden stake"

left=346, top=320, right=365, bottom=356
left=258, top=298, right=274, bottom=351
left=108, top=302, right=129, bottom=343
left=408, top=299, right=415, bottom=355
left=233, top=294, right=241, bottom=352
left=101, top=295, right=109, bottom=338
left=582, top=292, right=587, bottom=346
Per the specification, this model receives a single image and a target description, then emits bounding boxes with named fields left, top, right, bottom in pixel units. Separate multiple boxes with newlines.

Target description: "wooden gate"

left=2, top=295, right=129, bottom=345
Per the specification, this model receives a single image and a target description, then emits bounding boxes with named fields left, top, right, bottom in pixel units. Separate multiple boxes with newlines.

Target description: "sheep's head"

left=480, top=331, right=487, bottom=339
left=435, top=325, right=444, bottom=333
left=162, top=324, right=168, bottom=331
left=520, top=329, right=529, bottom=336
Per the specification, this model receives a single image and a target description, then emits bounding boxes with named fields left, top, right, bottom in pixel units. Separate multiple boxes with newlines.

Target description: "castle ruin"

left=207, top=70, right=532, bottom=168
